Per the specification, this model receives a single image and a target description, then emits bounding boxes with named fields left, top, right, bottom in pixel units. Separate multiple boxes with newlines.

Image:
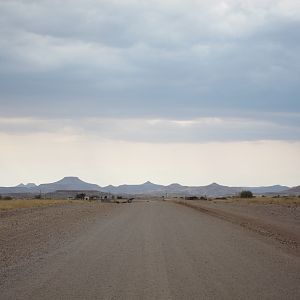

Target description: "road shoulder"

left=172, top=199, right=300, bottom=256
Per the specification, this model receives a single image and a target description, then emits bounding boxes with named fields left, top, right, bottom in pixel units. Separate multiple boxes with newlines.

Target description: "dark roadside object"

left=240, top=190, right=253, bottom=198
left=127, top=198, right=134, bottom=203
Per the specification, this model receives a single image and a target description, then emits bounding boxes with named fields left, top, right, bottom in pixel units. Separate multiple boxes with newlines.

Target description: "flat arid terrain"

left=1, top=198, right=300, bottom=299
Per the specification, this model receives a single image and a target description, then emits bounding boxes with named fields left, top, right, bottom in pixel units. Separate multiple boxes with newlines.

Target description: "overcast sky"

left=0, top=0, right=299, bottom=187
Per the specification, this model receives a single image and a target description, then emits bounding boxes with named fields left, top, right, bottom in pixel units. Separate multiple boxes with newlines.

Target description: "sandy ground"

left=1, top=200, right=300, bottom=299
left=174, top=199, right=300, bottom=256
left=0, top=202, right=120, bottom=273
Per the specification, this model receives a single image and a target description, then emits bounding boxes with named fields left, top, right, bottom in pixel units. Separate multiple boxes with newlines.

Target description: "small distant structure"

left=46, top=190, right=113, bottom=201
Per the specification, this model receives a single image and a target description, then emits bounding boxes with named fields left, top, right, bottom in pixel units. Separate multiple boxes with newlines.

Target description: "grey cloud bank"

left=0, top=116, right=299, bottom=143
left=0, top=0, right=299, bottom=141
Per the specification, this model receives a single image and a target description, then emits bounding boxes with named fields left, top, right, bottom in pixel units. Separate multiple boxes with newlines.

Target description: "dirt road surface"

left=1, top=200, right=300, bottom=299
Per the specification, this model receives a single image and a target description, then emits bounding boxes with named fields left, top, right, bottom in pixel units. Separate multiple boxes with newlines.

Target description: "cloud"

left=0, top=0, right=299, bottom=120
left=0, top=0, right=299, bottom=148
left=0, top=1, right=299, bottom=186
left=0, top=116, right=299, bottom=143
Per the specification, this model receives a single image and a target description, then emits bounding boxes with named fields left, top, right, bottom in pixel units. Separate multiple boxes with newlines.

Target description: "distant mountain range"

left=279, top=185, right=300, bottom=196
left=102, top=182, right=291, bottom=197
left=0, top=176, right=297, bottom=197
left=0, top=177, right=101, bottom=195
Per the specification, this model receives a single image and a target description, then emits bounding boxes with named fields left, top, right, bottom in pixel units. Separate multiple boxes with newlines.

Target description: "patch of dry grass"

left=212, top=197, right=300, bottom=206
left=0, top=199, right=83, bottom=210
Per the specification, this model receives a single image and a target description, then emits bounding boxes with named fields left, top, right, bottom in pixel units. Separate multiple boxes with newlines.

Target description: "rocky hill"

left=0, top=177, right=292, bottom=197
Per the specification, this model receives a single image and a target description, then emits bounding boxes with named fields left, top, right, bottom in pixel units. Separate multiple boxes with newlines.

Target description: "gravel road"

left=1, top=200, right=300, bottom=299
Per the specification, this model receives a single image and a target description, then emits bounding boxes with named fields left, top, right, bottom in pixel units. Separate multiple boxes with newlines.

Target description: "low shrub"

left=75, top=193, right=86, bottom=200
left=240, top=190, right=253, bottom=198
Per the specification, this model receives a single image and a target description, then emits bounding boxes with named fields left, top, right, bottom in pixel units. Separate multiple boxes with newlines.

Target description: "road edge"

left=172, top=200, right=300, bottom=257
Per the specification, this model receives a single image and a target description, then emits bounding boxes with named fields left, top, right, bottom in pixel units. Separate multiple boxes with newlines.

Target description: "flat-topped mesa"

left=38, top=176, right=102, bottom=193
left=57, top=176, right=82, bottom=183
